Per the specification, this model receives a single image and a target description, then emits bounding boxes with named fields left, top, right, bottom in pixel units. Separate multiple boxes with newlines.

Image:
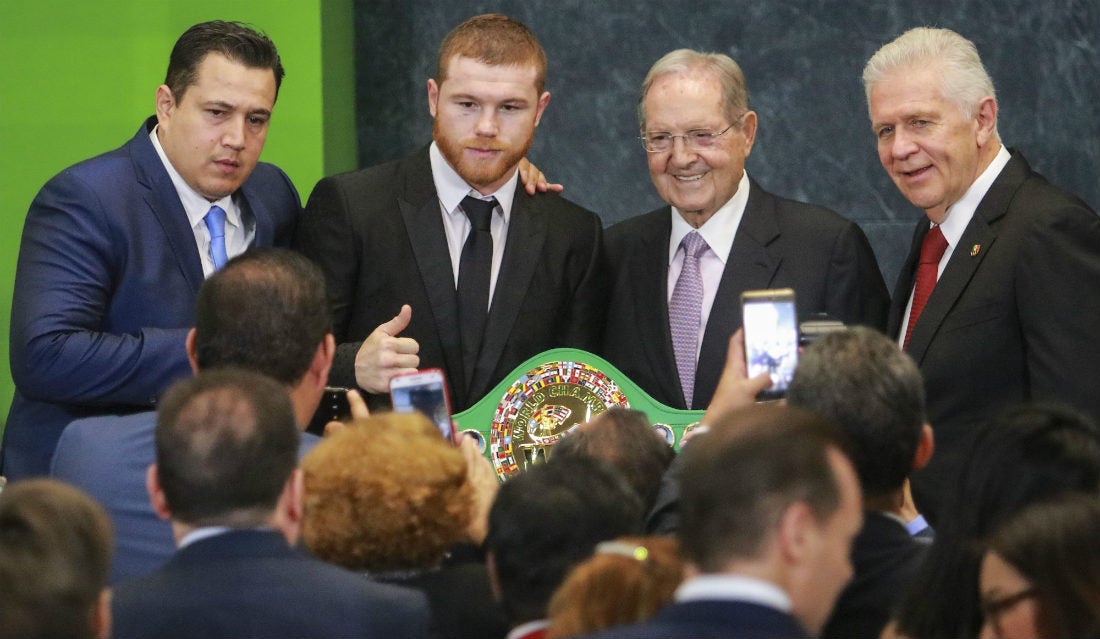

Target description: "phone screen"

left=742, top=289, right=799, bottom=399
left=390, top=372, right=454, bottom=442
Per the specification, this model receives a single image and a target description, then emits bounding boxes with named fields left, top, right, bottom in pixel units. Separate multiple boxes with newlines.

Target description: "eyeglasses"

left=980, top=587, right=1037, bottom=635
left=640, top=120, right=739, bottom=153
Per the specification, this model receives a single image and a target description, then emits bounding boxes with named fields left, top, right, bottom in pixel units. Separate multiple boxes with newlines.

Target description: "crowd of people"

left=2, top=10, right=1100, bottom=639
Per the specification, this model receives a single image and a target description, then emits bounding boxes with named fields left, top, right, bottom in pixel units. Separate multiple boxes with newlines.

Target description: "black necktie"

left=457, top=195, right=496, bottom=383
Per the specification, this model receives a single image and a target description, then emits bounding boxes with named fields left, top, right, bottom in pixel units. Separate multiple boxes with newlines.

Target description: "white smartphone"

left=741, top=288, right=799, bottom=400
left=389, top=369, right=455, bottom=443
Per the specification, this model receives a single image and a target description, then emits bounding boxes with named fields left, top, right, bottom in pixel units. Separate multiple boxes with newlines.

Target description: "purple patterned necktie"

left=669, top=231, right=708, bottom=408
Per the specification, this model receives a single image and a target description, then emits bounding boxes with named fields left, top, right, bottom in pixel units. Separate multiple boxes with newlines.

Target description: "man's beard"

left=434, top=121, right=532, bottom=191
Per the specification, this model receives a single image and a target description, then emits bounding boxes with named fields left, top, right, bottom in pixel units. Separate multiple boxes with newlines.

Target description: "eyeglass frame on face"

left=980, top=586, right=1038, bottom=635
left=640, top=115, right=743, bottom=153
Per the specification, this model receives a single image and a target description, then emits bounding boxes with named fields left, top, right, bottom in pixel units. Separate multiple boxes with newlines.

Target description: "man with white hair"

left=864, top=27, right=1100, bottom=517
left=603, top=49, right=889, bottom=412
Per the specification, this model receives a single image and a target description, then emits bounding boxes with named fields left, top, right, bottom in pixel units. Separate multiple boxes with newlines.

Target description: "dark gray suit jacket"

left=294, top=147, right=606, bottom=410
left=112, top=530, right=431, bottom=639
left=889, top=152, right=1100, bottom=516
left=602, top=180, right=889, bottom=409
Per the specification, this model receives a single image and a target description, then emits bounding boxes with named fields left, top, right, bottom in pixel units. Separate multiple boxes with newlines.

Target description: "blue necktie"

left=204, top=205, right=228, bottom=270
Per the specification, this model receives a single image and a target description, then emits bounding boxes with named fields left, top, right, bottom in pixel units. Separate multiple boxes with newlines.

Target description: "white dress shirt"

left=150, top=125, right=254, bottom=277
left=430, top=142, right=518, bottom=310
left=897, top=145, right=1011, bottom=346
left=667, top=171, right=751, bottom=361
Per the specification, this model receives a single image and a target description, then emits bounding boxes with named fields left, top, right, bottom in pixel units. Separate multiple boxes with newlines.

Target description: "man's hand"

left=459, top=435, right=499, bottom=545
left=323, top=389, right=369, bottom=437
left=354, top=304, right=420, bottom=393
left=702, top=328, right=773, bottom=425
left=517, top=157, right=564, bottom=195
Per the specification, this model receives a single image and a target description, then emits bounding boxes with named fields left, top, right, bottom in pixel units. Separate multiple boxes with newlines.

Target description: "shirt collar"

left=674, top=573, right=793, bottom=612
left=505, top=619, right=550, bottom=639
left=430, top=141, right=517, bottom=219
left=937, top=144, right=1011, bottom=247
left=149, top=124, right=240, bottom=230
left=669, top=171, right=750, bottom=264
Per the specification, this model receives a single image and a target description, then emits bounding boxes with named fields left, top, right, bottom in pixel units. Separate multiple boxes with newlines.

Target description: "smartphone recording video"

left=741, top=288, right=799, bottom=400
left=389, top=369, right=455, bottom=443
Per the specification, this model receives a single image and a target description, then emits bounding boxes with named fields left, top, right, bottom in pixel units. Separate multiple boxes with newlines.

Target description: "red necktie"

left=903, top=225, right=948, bottom=350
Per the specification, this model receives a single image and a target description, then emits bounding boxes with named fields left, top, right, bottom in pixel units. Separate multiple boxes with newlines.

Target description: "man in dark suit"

left=4, top=21, right=299, bottom=479
left=111, top=369, right=430, bottom=639
left=787, top=328, right=934, bottom=639
left=583, top=404, right=863, bottom=639
left=294, top=14, right=605, bottom=411
left=486, top=456, right=643, bottom=639
left=602, top=49, right=888, bottom=410
left=51, top=249, right=331, bottom=584
left=864, top=27, right=1100, bottom=517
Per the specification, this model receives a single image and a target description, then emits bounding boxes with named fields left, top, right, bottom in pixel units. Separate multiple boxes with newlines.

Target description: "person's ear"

left=93, top=588, right=112, bottom=639
left=146, top=464, right=172, bottom=521
left=912, top=424, right=935, bottom=470
left=185, top=328, right=199, bottom=375
left=974, top=97, right=998, bottom=147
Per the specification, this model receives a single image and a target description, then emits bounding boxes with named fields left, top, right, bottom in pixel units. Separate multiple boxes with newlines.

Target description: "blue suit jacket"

left=581, top=599, right=812, bottom=639
left=111, top=529, right=431, bottom=639
left=50, top=411, right=320, bottom=585
left=4, top=117, right=300, bottom=479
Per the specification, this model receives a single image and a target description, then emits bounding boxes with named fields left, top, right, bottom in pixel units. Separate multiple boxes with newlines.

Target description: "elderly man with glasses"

left=601, top=49, right=889, bottom=411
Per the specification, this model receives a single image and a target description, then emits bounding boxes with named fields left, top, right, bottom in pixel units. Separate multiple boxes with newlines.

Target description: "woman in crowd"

left=888, top=402, right=1100, bottom=638
left=546, top=535, right=684, bottom=638
left=301, top=413, right=507, bottom=639
left=978, top=493, right=1100, bottom=639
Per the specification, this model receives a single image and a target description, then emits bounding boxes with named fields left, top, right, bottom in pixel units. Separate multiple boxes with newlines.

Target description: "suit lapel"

left=130, top=118, right=205, bottom=296
left=468, top=185, right=547, bottom=403
left=239, top=181, right=270, bottom=247
left=398, top=152, right=468, bottom=399
left=630, top=210, right=683, bottom=406
left=694, top=183, right=781, bottom=405
left=897, top=151, right=1025, bottom=358
left=905, top=154, right=1025, bottom=361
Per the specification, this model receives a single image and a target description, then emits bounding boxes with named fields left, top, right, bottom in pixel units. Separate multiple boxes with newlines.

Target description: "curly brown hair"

left=301, top=412, right=473, bottom=572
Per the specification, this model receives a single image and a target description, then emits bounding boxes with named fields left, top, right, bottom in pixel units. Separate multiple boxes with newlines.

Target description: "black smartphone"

left=389, top=368, right=455, bottom=443
left=741, top=288, right=799, bottom=400
left=306, top=386, right=353, bottom=436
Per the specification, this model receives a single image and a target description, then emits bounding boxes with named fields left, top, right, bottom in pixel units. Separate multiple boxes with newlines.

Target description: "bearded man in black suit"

left=295, top=14, right=604, bottom=411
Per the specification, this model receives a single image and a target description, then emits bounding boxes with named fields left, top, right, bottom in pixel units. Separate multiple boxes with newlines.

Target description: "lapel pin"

left=970, top=244, right=981, bottom=257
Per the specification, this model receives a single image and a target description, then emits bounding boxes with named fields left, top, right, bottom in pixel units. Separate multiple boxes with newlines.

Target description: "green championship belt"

left=451, top=348, right=704, bottom=481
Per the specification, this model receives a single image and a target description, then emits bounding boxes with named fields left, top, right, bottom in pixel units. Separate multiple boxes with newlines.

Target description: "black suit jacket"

left=581, top=599, right=811, bottom=639
left=294, top=148, right=605, bottom=410
left=377, top=550, right=509, bottom=639
left=602, top=180, right=889, bottom=409
left=822, top=511, right=928, bottom=639
left=888, top=152, right=1100, bottom=515
left=111, top=530, right=431, bottom=639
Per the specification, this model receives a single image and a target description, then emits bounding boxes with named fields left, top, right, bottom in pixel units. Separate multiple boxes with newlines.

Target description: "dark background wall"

left=351, top=0, right=1099, bottom=288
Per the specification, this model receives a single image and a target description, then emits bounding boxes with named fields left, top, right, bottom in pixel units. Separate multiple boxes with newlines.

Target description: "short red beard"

left=434, top=120, right=532, bottom=192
